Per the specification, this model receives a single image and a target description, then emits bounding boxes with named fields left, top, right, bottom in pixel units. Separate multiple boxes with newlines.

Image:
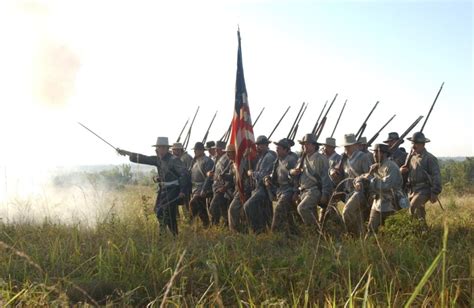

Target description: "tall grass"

left=0, top=186, right=472, bottom=306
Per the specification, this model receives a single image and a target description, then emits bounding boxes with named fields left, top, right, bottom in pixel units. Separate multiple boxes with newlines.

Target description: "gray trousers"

left=228, top=194, right=245, bottom=233
left=367, top=209, right=395, bottom=233
left=409, top=192, right=430, bottom=220
left=271, top=191, right=298, bottom=234
left=243, top=188, right=272, bottom=234
left=209, top=191, right=229, bottom=226
left=296, top=187, right=321, bottom=225
left=342, top=191, right=369, bottom=236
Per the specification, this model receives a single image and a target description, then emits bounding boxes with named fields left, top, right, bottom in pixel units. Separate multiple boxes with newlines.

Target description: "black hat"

left=407, top=132, right=430, bottom=143
left=371, top=143, right=390, bottom=153
left=193, top=142, right=205, bottom=150
left=215, top=141, right=226, bottom=149
left=273, top=138, right=291, bottom=149
left=255, top=135, right=271, bottom=145
left=205, top=141, right=216, bottom=150
left=383, top=132, right=403, bottom=144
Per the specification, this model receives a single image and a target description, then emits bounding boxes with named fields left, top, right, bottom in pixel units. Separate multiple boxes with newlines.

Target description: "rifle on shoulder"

left=355, top=101, right=379, bottom=141
left=366, top=114, right=396, bottom=147
left=202, top=110, right=218, bottom=144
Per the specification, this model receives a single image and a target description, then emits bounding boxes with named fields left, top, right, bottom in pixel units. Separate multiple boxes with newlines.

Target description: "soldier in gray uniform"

left=264, top=138, right=298, bottom=234
left=400, top=132, right=442, bottom=221
left=290, top=134, right=332, bottom=227
left=207, top=141, right=233, bottom=226
left=330, top=133, right=372, bottom=236
left=355, top=143, right=403, bottom=234
left=383, top=132, right=408, bottom=167
left=171, top=142, right=193, bottom=169
left=117, top=137, right=187, bottom=235
left=226, top=144, right=250, bottom=233
left=358, top=137, right=374, bottom=164
left=244, top=135, right=277, bottom=234
left=321, top=137, right=341, bottom=169
left=189, top=142, right=214, bottom=227
left=171, top=142, right=193, bottom=217
left=205, top=141, right=217, bottom=161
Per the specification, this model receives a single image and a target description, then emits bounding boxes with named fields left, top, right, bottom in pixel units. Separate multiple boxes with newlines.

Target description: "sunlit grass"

left=0, top=186, right=472, bottom=306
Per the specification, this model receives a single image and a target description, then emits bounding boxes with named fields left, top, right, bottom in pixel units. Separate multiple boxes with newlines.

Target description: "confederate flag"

left=230, top=30, right=257, bottom=201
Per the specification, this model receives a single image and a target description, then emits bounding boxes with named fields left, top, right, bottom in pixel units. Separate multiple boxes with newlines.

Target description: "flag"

left=230, top=30, right=257, bottom=201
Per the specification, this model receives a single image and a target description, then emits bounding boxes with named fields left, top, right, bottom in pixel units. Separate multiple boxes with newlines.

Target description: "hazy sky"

left=0, top=0, right=472, bottom=175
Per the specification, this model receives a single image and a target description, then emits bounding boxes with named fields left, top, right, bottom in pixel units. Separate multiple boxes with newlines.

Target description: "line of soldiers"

left=116, top=130, right=441, bottom=237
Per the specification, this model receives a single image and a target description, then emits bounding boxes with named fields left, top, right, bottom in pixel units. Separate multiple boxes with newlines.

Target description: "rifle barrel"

left=183, top=106, right=200, bottom=150
left=312, top=100, right=327, bottom=135
left=421, top=82, right=444, bottom=132
left=252, top=107, right=265, bottom=127
left=268, top=106, right=291, bottom=140
left=389, top=115, right=424, bottom=152
left=366, top=114, right=396, bottom=146
left=287, top=102, right=305, bottom=140
left=176, top=118, right=189, bottom=142
left=355, top=101, right=379, bottom=140
left=202, top=110, right=218, bottom=144
left=330, top=99, right=347, bottom=138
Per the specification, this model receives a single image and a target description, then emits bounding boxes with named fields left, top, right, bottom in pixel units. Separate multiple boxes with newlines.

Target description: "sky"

left=0, top=0, right=472, bottom=177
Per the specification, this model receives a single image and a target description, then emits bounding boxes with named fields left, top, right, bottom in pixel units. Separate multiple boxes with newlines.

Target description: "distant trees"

left=440, top=157, right=474, bottom=193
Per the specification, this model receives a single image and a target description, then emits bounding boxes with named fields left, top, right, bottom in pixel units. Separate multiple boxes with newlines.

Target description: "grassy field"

left=0, top=185, right=472, bottom=306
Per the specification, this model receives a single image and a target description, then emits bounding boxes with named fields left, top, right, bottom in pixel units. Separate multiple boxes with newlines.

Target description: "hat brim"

left=152, top=144, right=170, bottom=147
left=407, top=137, right=430, bottom=143
left=273, top=141, right=289, bottom=148
left=383, top=138, right=404, bottom=144
left=340, top=141, right=358, bottom=146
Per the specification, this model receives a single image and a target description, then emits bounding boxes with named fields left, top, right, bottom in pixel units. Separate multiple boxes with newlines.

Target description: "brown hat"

left=171, top=142, right=184, bottom=150
left=407, top=132, right=430, bottom=143
left=298, top=133, right=318, bottom=145
left=225, top=144, right=236, bottom=152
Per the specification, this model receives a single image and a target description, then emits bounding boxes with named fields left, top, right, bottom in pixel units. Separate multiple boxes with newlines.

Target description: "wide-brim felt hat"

left=371, top=143, right=390, bottom=153
left=215, top=141, right=226, bottom=149
left=383, top=132, right=403, bottom=144
left=340, top=134, right=358, bottom=146
left=193, top=142, right=206, bottom=150
left=273, top=138, right=292, bottom=149
left=205, top=141, right=216, bottom=150
left=171, top=142, right=184, bottom=150
left=320, top=137, right=337, bottom=147
left=298, top=133, right=318, bottom=145
left=358, top=137, right=367, bottom=145
left=152, top=137, right=170, bottom=147
left=407, top=132, right=430, bottom=143
left=225, top=144, right=236, bottom=152
left=255, top=135, right=271, bottom=144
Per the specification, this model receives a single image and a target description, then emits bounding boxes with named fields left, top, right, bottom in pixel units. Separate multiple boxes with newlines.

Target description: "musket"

left=289, top=102, right=308, bottom=141
left=78, top=122, right=117, bottom=151
left=314, top=93, right=338, bottom=140
left=287, top=102, right=306, bottom=140
left=311, top=101, right=327, bottom=135
left=268, top=106, right=291, bottom=140
left=366, top=114, right=396, bottom=146
left=202, top=110, right=218, bottom=144
left=183, top=106, right=200, bottom=150
left=176, top=118, right=189, bottom=142
left=252, top=107, right=265, bottom=127
left=355, top=101, right=379, bottom=141
left=220, top=122, right=232, bottom=143
left=402, top=83, right=444, bottom=187
left=389, top=115, right=424, bottom=153
left=330, top=99, right=347, bottom=138
left=420, top=82, right=444, bottom=132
